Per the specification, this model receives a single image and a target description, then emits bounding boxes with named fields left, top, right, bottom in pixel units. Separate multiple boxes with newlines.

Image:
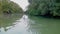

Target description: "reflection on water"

left=0, top=14, right=23, bottom=31
left=0, top=14, right=60, bottom=34
left=0, top=14, right=31, bottom=34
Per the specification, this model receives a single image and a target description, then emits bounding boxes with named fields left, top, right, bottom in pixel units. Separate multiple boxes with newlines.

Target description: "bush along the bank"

left=27, top=0, right=60, bottom=17
left=0, top=0, right=23, bottom=14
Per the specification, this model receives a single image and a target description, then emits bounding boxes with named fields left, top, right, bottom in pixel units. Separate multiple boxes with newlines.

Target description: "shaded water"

left=0, top=14, right=60, bottom=34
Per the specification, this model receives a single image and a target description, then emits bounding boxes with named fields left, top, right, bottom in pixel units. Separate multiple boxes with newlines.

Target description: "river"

left=0, top=14, right=60, bottom=34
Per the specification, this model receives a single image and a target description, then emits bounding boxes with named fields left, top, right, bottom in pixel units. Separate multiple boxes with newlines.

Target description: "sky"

left=10, top=0, right=29, bottom=11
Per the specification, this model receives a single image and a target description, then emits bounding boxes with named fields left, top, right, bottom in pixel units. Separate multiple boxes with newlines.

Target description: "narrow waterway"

left=0, top=14, right=60, bottom=34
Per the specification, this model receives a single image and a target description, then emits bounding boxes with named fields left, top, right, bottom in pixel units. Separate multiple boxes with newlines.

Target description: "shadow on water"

left=28, top=15, right=60, bottom=34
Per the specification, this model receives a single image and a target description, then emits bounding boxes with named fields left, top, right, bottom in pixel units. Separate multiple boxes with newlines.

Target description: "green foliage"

left=0, top=0, right=23, bottom=14
left=27, top=0, right=60, bottom=16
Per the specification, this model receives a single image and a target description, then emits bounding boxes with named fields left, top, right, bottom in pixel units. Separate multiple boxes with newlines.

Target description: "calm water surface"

left=0, top=14, right=60, bottom=34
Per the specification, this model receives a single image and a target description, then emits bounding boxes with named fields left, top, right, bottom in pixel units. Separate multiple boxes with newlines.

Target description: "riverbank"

left=27, top=14, right=60, bottom=19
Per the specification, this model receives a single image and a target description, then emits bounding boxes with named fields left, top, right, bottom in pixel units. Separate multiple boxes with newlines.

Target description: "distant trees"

left=0, top=0, right=23, bottom=14
left=27, top=0, right=60, bottom=16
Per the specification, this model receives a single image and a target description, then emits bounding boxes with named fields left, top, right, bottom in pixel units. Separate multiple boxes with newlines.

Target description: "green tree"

left=27, top=0, right=60, bottom=17
left=0, top=0, right=23, bottom=14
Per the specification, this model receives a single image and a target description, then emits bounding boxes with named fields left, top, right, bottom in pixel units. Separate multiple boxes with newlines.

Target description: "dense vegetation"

left=27, top=0, right=60, bottom=17
left=0, top=0, right=23, bottom=14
